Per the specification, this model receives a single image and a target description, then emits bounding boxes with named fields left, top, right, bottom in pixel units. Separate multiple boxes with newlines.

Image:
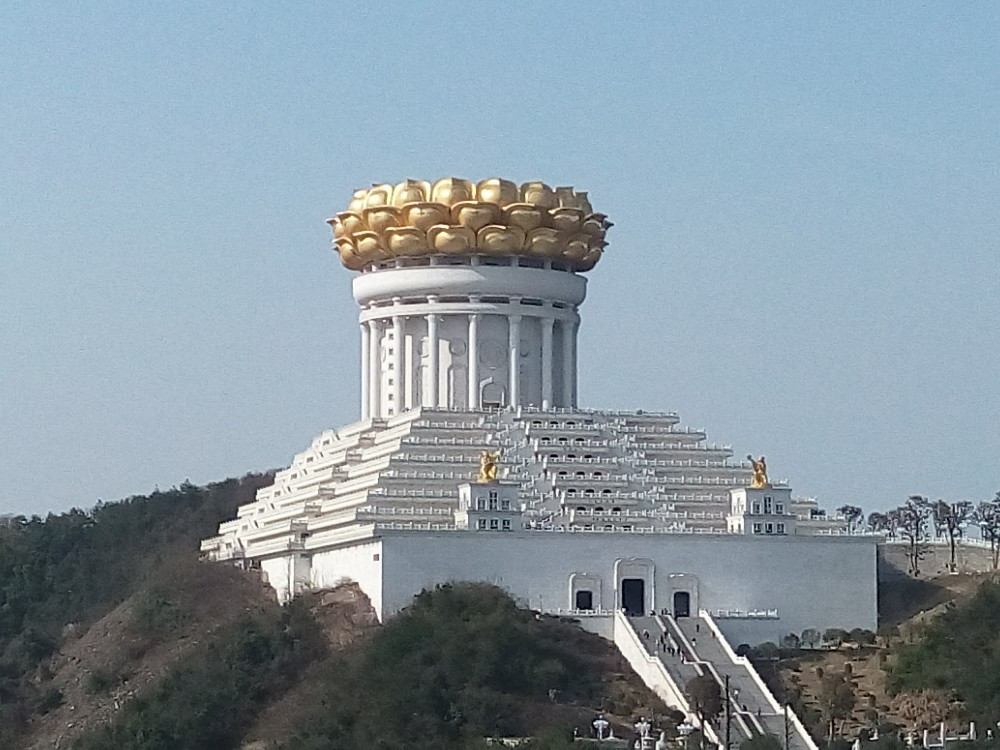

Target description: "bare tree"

left=867, top=511, right=893, bottom=535
left=930, top=500, right=973, bottom=573
left=976, top=492, right=1000, bottom=571
left=686, top=674, right=722, bottom=750
left=890, top=496, right=930, bottom=576
left=837, top=505, right=864, bottom=534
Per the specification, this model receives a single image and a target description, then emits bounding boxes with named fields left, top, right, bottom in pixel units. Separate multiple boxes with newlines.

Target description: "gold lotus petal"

left=384, top=226, right=428, bottom=256
left=476, top=178, right=519, bottom=207
left=452, top=201, right=502, bottom=233
left=402, top=202, right=450, bottom=232
left=503, top=203, right=547, bottom=232
left=347, top=189, right=368, bottom=214
left=327, top=217, right=347, bottom=240
left=564, top=233, right=590, bottom=261
left=526, top=227, right=564, bottom=259
left=354, top=230, right=390, bottom=261
left=335, top=239, right=364, bottom=270
left=365, top=184, right=393, bottom=209
left=427, top=224, right=475, bottom=254
left=554, top=187, right=581, bottom=210
left=550, top=207, right=584, bottom=232
left=431, top=177, right=475, bottom=207
left=476, top=225, right=526, bottom=254
left=520, top=181, right=557, bottom=209
left=363, top=206, right=401, bottom=235
left=575, top=191, right=593, bottom=215
left=335, top=212, right=365, bottom=236
left=391, top=179, right=431, bottom=207
left=581, top=214, right=606, bottom=238
left=579, top=246, right=603, bottom=270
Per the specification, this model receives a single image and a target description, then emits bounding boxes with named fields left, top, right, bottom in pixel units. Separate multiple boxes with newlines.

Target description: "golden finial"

left=478, top=450, right=501, bottom=484
left=747, top=455, right=770, bottom=489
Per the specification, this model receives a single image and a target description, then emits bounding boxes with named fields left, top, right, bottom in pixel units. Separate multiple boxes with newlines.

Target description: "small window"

left=593, top=471, right=603, bottom=478
left=501, top=499, right=511, bottom=511
left=387, top=378, right=394, bottom=385
left=777, top=522, right=786, bottom=535
left=476, top=497, right=486, bottom=510
left=489, top=518, right=499, bottom=530
left=576, top=471, right=585, bottom=478
left=477, top=518, right=487, bottom=530
left=751, top=502, right=760, bottom=514
left=752, top=523, right=762, bottom=534
left=776, top=503, right=784, bottom=514
left=489, top=497, right=499, bottom=511
left=575, top=590, right=594, bottom=611
left=488, top=490, right=498, bottom=502
left=501, top=519, right=511, bottom=531
left=765, top=522, right=774, bottom=534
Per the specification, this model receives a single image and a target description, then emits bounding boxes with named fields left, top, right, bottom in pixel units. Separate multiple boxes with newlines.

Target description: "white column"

left=426, top=307, right=439, bottom=408
left=541, top=316, right=554, bottom=410
left=367, top=320, right=380, bottom=418
left=392, top=315, right=403, bottom=414
left=360, top=320, right=370, bottom=420
left=508, top=314, right=521, bottom=407
left=467, top=312, right=480, bottom=409
left=561, top=318, right=575, bottom=408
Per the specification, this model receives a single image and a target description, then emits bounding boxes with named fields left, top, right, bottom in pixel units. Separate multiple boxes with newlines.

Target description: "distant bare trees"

left=977, top=493, right=1000, bottom=571
left=888, top=496, right=931, bottom=576
left=837, top=505, right=864, bottom=534
left=929, top=500, right=973, bottom=572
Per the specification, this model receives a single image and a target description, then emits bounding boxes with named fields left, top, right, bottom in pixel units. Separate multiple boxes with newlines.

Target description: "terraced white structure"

left=202, top=178, right=877, bottom=654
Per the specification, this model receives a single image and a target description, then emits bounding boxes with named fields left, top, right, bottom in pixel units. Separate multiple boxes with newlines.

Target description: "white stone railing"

left=710, top=608, right=780, bottom=620
left=357, top=506, right=454, bottom=516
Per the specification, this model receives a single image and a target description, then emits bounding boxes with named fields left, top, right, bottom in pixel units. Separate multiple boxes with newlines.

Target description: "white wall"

left=310, top=540, right=385, bottom=618
left=377, top=532, right=877, bottom=643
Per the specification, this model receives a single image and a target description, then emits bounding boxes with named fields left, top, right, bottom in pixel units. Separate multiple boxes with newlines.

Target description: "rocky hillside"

left=758, top=571, right=999, bottom=747
left=0, top=477, right=671, bottom=750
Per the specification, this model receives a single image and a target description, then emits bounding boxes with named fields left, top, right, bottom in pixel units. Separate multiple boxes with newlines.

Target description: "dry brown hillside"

left=22, top=560, right=276, bottom=750
left=770, top=571, right=992, bottom=740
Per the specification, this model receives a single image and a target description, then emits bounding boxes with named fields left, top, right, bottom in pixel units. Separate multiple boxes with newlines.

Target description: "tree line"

left=836, top=491, right=1000, bottom=576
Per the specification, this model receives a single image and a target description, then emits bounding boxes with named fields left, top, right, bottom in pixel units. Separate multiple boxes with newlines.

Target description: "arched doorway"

left=621, top=578, right=645, bottom=616
left=673, top=591, right=691, bottom=618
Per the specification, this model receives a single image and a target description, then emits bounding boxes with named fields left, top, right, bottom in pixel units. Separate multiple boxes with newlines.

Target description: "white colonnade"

left=352, top=258, right=587, bottom=418
left=359, top=301, right=578, bottom=418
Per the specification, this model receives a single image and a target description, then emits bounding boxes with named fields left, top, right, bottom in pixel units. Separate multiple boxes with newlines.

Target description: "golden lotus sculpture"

left=327, top=177, right=612, bottom=271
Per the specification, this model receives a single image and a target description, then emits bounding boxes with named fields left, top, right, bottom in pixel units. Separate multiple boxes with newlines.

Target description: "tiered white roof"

left=201, top=407, right=839, bottom=562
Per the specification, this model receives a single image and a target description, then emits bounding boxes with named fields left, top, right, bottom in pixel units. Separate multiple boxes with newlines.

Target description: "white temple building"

left=202, top=178, right=877, bottom=651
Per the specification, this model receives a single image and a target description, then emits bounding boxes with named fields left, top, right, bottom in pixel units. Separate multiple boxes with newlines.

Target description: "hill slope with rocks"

left=0, top=477, right=670, bottom=750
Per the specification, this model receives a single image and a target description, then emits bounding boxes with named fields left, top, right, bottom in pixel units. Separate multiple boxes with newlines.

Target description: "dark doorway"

left=575, top=590, right=594, bottom=611
left=621, top=578, right=645, bottom=616
left=673, top=591, right=691, bottom=618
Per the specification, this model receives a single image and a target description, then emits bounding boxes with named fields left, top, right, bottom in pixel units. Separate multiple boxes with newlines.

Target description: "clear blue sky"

left=2, top=2, right=998, bottom=516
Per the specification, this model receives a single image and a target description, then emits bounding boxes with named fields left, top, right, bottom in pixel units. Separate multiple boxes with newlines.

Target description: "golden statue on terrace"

left=747, top=455, right=770, bottom=489
left=478, top=450, right=501, bottom=484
